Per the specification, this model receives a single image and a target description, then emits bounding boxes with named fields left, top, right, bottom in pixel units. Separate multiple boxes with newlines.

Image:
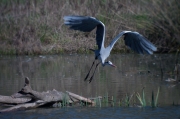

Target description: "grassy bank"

left=0, top=0, right=180, bottom=55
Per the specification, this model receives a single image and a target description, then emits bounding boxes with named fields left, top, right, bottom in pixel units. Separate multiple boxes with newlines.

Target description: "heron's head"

left=104, top=61, right=116, bottom=67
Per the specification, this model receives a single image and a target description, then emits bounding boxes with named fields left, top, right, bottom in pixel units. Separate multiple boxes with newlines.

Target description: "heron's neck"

left=99, top=47, right=110, bottom=65
left=108, top=31, right=131, bottom=51
left=101, top=25, right=106, bottom=49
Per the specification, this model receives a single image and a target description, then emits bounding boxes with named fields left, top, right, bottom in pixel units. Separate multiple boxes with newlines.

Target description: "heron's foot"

left=88, top=76, right=93, bottom=83
left=84, top=73, right=89, bottom=81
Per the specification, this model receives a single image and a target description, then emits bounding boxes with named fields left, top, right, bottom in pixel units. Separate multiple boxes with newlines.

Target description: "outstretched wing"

left=109, top=31, right=157, bottom=54
left=64, top=16, right=105, bottom=49
left=124, top=32, right=157, bottom=54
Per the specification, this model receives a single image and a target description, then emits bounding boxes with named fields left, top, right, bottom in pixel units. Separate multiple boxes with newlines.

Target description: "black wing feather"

left=96, top=24, right=104, bottom=49
left=64, top=16, right=105, bottom=49
left=124, top=32, right=157, bottom=54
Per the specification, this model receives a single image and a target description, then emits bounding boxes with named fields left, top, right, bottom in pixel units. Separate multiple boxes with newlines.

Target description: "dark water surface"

left=0, top=54, right=180, bottom=118
left=0, top=106, right=180, bottom=119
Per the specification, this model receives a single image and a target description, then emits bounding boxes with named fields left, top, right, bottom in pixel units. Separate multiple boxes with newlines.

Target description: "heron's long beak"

left=110, top=64, right=116, bottom=67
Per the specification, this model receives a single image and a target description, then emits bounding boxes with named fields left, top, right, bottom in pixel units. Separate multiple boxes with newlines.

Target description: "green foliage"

left=136, top=87, right=160, bottom=107
left=136, top=87, right=146, bottom=107
left=124, top=94, right=131, bottom=107
left=151, top=87, right=160, bottom=107
left=94, top=97, right=102, bottom=107
left=61, top=94, right=69, bottom=107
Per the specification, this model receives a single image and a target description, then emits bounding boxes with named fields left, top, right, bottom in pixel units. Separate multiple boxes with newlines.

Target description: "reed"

left=57, top=88, right=160, bottom=108
left=123, top=94, right=131, bottom=107
left=151, top=87, right=160, bottom=107
left=103, top=93, right=109, bottom=107
left=136, top=87, right=160, bottom=107
left=136, top=87, right=146, bottom=107
left=61, top=94, right=69, bottom=107
left=94, top=96, right=102, bottom=107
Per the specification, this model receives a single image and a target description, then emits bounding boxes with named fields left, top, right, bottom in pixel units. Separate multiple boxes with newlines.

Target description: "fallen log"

left=0, top=77, right=96, bottom=113
left=0, top=95, right=31, bottom=104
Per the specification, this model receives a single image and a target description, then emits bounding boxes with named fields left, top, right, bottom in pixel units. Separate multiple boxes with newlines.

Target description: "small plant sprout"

left=136, top=87, right=146, bottom=107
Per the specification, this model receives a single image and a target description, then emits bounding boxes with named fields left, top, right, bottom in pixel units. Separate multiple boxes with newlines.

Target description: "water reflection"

left=0, top=54, right=179, bottom=106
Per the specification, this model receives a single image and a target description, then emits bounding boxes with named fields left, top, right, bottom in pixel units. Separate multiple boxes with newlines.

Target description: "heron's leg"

left=89, top=62, right=100, bottom=83
left=84, top=59, right=96, bottom=81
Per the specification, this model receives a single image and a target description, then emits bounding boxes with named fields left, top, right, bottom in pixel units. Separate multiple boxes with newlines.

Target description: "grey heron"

left=64, top=16, right=157, bottom=83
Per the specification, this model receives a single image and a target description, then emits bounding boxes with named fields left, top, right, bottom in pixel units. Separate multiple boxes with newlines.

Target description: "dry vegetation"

left=0, top=0, right=179, bottom=55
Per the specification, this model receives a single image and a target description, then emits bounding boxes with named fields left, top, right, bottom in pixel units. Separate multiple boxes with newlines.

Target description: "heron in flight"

left=64, top=16, right=157, bottom=83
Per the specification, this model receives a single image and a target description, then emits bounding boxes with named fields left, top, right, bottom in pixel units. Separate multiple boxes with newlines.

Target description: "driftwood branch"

left=66, top=91, right=95, bottom=105
left=0, top=100, right=46, bottom=113
left=0, top=77, right=96, bottom=113
left=0, top=95, right=31, bottom=104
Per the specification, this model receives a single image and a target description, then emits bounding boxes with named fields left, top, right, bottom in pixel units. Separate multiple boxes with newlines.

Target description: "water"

left=0, top=54, right=180, bottom=118
left=0, top=107, right=180, bottom=119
